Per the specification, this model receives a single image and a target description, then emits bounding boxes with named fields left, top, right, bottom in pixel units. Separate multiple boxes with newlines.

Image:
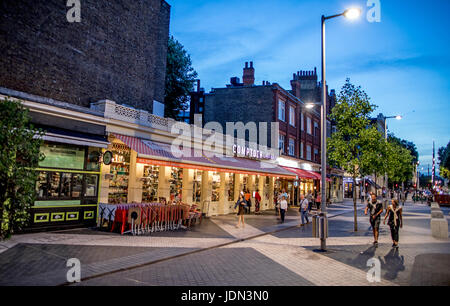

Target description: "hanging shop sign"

left=103, top=151, right=113, bottom=165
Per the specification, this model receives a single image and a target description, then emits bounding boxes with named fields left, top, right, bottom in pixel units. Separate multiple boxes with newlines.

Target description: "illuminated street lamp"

left=383, top=115, right=403, bottom=207
left=318, top=7, right=362, bottom=251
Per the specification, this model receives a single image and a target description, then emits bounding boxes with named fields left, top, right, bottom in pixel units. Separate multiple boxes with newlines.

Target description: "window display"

left=170, top=167, right=183, bottom=201
left=193, top=170, right=202, bottom=203
left=142, top=165, right=159, bottom=203
left=211, top=172, right=220, bottom=202
left=108, top=144, right=130, bottom=204
left=85, top=175, right=98, bottom=197
left=227, top=173, right=234, bottom=201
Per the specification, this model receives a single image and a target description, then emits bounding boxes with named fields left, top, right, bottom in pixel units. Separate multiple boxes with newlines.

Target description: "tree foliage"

left=327, top=79, right=379, bottom=231
left=0, top=98, right=44, bottom=240
left=164, top=36, right=198, bottom=119
left=438, top=141, right=450, bottom=179
left=386, top=140, right=414, bottom=185
left=388, top=133, right=419, bottom=165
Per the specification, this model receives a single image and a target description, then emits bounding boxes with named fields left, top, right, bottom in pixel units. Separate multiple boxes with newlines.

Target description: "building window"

left=307, top=145, right=312, bottom=161
left=314, top=148, right=319, bottom=163
left=288, top=138, right=295, bottom=156
left=289, top=106, right=295, bottom=126
left=278, top=100, right=285, bottom=121
left=279, top=134, right=285, bottom=154
left=300, top=142, right=304, bottom=158
left=307, top=117, right=312, bottom=135
left=314, top=121, right=319, bottom=137
left=301, top=112, right=304, bottom=131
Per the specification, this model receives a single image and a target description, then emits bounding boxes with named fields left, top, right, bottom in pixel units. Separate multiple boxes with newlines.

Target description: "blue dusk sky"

left=168, top=0, right=450, bottom=174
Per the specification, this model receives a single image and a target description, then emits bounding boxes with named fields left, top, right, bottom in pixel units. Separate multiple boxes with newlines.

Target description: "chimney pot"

left=245, top=62, right=249, bottom=68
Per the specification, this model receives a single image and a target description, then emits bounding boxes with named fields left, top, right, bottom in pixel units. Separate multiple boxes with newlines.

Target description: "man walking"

left=364, top=192, right=383, bottom=245
left=299, top=194, right=309, bottom=226
left=279, top=196, right=288, bottom=223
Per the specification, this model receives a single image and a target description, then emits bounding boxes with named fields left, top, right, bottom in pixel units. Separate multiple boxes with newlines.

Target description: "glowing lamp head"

left=305, top=103, right=315, bottom=109
left=344, top=8, right=362, bottom=20
left=395, top=115, right=403, bottom=120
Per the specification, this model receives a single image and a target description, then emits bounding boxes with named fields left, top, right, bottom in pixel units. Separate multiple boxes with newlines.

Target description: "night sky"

left=168, top=0, right=450, bottom=174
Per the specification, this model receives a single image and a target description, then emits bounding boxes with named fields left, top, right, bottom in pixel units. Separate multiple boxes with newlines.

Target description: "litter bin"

left=312, top=213, right=328, bottom=239
left=312, top=214, right=320, bottom=238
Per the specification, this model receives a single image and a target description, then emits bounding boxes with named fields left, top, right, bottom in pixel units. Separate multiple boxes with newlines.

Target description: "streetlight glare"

left=305, top=104, right=315, bottom=109
left=344, top=8, right=362, bottom=20
left=396, top=115, right=403, bottom=120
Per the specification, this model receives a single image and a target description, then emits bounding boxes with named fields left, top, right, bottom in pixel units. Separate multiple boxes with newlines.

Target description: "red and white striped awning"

left=111, top=133, right=296, bottom=178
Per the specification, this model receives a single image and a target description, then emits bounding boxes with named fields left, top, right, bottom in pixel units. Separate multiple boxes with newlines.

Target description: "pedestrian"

left=364, top=193, right=383, bottom=245
left=279, top=196, right=288, bottom=223
left=235, top=194, right=247, bottom=228
left=306, top=191, right=313, bottom=211
left=254, top=189, right=261, bottom=214
left=384, top=198, right=403, bottom=248
left=316, top=194, right=321, bottom=211
left=299, top=194, right=309, bottom=226
left=244, top=189, right=252, bottom=214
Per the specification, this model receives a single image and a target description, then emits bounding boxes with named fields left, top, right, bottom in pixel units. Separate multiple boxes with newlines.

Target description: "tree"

left=388, top=134, right=419, bottom=165
left=438, top=142, right=450, bottom=179
left=0, top=98, right=44, bottom=240
left=164, top=36, right=198, bottom=119
left=327, top=79, right=379, bottom=231
left=386, top=140, right=414, bottom=189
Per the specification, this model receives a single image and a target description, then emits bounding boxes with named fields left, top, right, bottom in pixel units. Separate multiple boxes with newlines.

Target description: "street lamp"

left=318, top=7, right=362, bottom=251
left=383, top=115, right=403, bottom=206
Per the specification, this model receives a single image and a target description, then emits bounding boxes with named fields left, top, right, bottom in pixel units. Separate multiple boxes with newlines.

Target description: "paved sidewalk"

left=0, top=201, right=448, bottom=286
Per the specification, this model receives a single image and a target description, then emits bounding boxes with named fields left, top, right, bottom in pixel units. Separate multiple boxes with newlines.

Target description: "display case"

left=193, top=170, right=202, bottom=203
left=142, top=165, right=159, bottom=203
left=227, top=173, right=235, bottom=201
left=169, top=167, right=183, bottom=201
left=211, top=172, right=221, bottom=202
left=108, top=144, right=130, bottom=204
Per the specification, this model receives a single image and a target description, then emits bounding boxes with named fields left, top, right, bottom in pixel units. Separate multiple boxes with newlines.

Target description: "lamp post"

left=306, top=7, right=361, bottom=251
left=383, top=115, right=402, bottom=207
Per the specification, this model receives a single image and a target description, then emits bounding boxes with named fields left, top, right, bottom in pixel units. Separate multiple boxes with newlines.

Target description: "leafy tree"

left=388, top=134, right=419, bottom=165
left=0, top=98, right=44, bottom=240
left=164, top=36, right=198, bottom=119
left=386, top=140, right=414, bottom=189
left=327, top=79, right=379, bottom=231
left=438, top=142, right=450, bottom=179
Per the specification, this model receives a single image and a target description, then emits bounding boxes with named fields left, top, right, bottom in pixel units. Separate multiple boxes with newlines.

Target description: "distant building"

left=203, top=62, right=343, bottom=204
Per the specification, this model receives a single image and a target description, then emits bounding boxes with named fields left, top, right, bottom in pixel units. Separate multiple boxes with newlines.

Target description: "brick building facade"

left=204, top=62, right=335, bottom=164
left=0, top=0, right=170, bottom=113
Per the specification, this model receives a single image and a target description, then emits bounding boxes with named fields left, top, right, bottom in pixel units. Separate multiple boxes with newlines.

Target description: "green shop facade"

left=11, top=93, right=110, bottom=231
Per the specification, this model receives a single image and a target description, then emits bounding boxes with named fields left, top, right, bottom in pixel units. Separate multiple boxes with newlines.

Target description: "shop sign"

left=39, top=143, right=85, bottom=170
left=232, top=145, right=275, bottom=160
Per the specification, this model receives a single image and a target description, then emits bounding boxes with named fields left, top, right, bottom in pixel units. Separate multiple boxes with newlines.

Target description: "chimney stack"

left=291, top=73, right=301, bottom=98
left=243, top=61, right=255, bottom=86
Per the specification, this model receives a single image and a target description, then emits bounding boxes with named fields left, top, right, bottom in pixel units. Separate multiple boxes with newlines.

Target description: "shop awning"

left=36, top=126, right=109, bottom=148
left=281, top=167, right=317, bottom=180
left=112, top=133, right=296, bottom=178
left=281, top=167, right=332, bottom=182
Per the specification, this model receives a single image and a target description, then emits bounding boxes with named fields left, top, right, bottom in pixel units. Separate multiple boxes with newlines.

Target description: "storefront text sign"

left=232, top=145, right=275, bottom=160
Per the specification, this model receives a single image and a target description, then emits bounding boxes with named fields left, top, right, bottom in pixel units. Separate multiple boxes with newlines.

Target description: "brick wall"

left=0, top=0, right=170, bottom=113
left=205, top=85, right=275, bottom=146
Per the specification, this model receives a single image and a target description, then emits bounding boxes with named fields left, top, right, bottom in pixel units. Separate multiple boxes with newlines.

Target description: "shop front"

left=32, top=130, right=109, bottom=230
left=98, top=133, right=296, bottom=217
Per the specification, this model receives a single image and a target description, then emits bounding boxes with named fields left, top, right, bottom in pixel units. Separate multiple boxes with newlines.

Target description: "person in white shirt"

left=279, top=196, right=288, bottom=223
left=299, top=194, right=310, bottom=225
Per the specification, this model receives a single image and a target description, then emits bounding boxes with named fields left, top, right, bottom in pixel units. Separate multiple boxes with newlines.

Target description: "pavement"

left=0, top=200, right=449, bottom=286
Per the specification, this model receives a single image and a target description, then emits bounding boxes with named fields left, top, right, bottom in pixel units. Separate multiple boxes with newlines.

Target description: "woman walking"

left=235, top=194, right=247, bottom=228
left=384, top=199, right=403, bottom=248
